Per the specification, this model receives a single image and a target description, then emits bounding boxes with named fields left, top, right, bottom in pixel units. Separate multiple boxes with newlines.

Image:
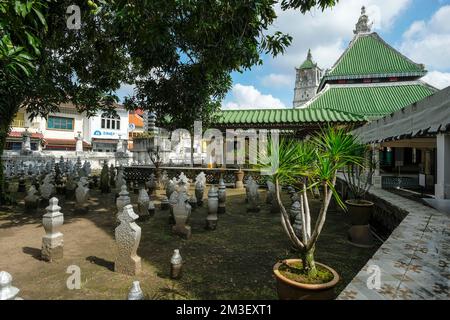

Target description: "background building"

left=293, top=49, right=323, bottom=108
left=128, top=109, right=145, bottom=150
left=6, top=103, right=129, bottom=153
left=7, top=103, right=91, bottom=151
left=6, top=110, right=43, bottom=151
left=354, top=86, right=450, bottom=199
left=88, top=105, right=129, bottom=152
left=300, top=6, right=435, bottom=119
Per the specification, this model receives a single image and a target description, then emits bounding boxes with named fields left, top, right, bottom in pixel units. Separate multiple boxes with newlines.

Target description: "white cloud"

left=223, top=84, right=286, bottom=110
left=268, top=0, right=412, bottom=72
left=400, top=5, right=450, bottom=70
left=423, top=71, right=450, bottom=89
left=403, top=20, right=426, bottom=39
left=261, top=73, right=294, bottom=88
left=116, top=83, right=135, bottom=102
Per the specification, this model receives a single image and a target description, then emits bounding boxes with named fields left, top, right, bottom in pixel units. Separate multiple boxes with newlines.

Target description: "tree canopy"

left=0, top=0, right=339, bottom=201
left=1, top=0, right=339, bottom=125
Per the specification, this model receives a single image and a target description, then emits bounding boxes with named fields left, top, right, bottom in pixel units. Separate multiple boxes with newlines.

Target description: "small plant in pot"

left=343, top=146, right=376, bottom=247
left=260, top=127, right=363, bottom=300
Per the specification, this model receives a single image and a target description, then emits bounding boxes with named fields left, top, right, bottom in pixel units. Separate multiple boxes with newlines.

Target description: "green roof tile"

left=299, top=49, right=317, bottom=70
left=324, top=33, right=426, bottom=81
left=215, top=108, right=366, bottom=126
left=299, top=59, right=316, bottom=70
left=307, top=83, right=435, bottom=118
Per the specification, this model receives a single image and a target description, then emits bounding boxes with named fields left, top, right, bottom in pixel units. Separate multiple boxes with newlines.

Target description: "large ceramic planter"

left=346, top=199, right=373, bottom=226
left=346, top=200, right=375, bottom=248
left=273, top=259, right=339, bottom=300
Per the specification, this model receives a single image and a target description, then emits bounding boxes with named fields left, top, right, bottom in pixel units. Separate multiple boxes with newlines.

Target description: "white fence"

left=2, top=150, right=132, bottom=170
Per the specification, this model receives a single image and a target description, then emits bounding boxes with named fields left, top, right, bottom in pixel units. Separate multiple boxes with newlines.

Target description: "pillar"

left=424, top=149, right=432, bottom=175
left=423, top=148, right=435, bottom=188
left=394, top=147, right=404, bottom=168
left=372, top=144, right=382, bottom=188
left=435, top=133, right=450, bottom=199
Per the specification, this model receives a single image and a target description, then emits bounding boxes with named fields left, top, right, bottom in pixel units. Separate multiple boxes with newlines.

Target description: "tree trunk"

left=301, top=246, right=317, bottom=278
left=275, top=179, right=305, bottom=250
left=0, top=84, right=25, bottom=204
left=0, top=112, right=15, bottom=204
left=0, top=130, right=6, bottom=204
left=190, top=134, right=194, bottom=167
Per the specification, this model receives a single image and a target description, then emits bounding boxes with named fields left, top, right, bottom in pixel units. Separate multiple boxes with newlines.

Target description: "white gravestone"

left=0, top=271, right=21, bottom=300
left=41, top=197, right=64, bottom=262
left=115, top=205, right=142, bottom=276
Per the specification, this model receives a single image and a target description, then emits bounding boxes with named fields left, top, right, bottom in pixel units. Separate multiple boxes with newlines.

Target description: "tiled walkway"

left=338, top=188, right=450, bottom=300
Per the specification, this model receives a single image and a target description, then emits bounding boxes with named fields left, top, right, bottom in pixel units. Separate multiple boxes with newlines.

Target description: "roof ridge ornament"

left=354, top=6, right=373, bottom=35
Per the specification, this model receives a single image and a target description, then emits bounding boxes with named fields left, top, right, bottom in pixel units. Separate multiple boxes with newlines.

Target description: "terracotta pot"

left=273, top=259, right=339, bottom=300
left=346, top=200, right=374, bottom=226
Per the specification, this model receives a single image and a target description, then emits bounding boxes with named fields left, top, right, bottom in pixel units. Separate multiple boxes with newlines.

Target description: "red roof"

left=45, top=138, right=91, bottom=147
left=8, top=131, right=43, bottom=139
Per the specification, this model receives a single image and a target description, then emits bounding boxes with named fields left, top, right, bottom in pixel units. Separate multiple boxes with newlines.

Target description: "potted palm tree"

left=261, top=127, right=362, bottom=300
left=343, top=146, right=376, bottom=247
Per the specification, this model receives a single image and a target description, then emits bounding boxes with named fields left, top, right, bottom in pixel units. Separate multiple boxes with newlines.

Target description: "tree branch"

left=275, top=178, right=305, bottom=249
left=303, top=183, right=311, bottom=238
left=306, top=176, right=336, bottom=251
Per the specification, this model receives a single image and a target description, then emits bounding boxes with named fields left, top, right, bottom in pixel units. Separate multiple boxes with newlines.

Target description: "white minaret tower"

left=293, top=49, right=323, bottom=108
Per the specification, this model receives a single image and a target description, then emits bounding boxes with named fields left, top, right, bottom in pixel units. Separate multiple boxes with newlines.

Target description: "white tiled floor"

left=337, top=188, right=450, bottom=300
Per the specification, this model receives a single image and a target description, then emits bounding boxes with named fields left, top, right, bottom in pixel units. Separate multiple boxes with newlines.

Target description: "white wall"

left=88, top=109, right=129, bottom=142
left=2, top=150, right=132, bottom=170
left=9, top=106, right=130, bottom=152
left=39, top=112, right=86, bottom=141
left=10, top=107, right=87, bottom=141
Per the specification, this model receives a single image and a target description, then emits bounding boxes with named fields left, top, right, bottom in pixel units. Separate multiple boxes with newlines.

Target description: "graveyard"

left=1, top=2, right=449, bottom=302
left=0, top=161, right=379, bottom=300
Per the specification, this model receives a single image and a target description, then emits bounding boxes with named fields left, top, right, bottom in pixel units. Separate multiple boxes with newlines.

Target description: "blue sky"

left=117, top=0, right=450, bottom=110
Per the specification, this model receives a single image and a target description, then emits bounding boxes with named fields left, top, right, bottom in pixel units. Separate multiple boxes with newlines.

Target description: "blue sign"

left=93, top=130, right=115, bottom=137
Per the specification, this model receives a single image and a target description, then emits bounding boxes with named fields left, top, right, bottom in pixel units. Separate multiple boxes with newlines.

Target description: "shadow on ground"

left=0, top=181, right=381, bottom=299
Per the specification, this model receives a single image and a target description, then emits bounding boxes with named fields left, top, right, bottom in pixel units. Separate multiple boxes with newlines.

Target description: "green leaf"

left=32, top=7, right=47, bottom=30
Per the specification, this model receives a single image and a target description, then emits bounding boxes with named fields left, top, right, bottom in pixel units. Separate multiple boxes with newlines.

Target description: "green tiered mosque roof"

left=215, top=7, right=436, bottom=127
left=323, top=33, right=426, bottom=82
left=305, top=82, right=436, bottom=119
left=216, top=108, right=366, bottom=126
